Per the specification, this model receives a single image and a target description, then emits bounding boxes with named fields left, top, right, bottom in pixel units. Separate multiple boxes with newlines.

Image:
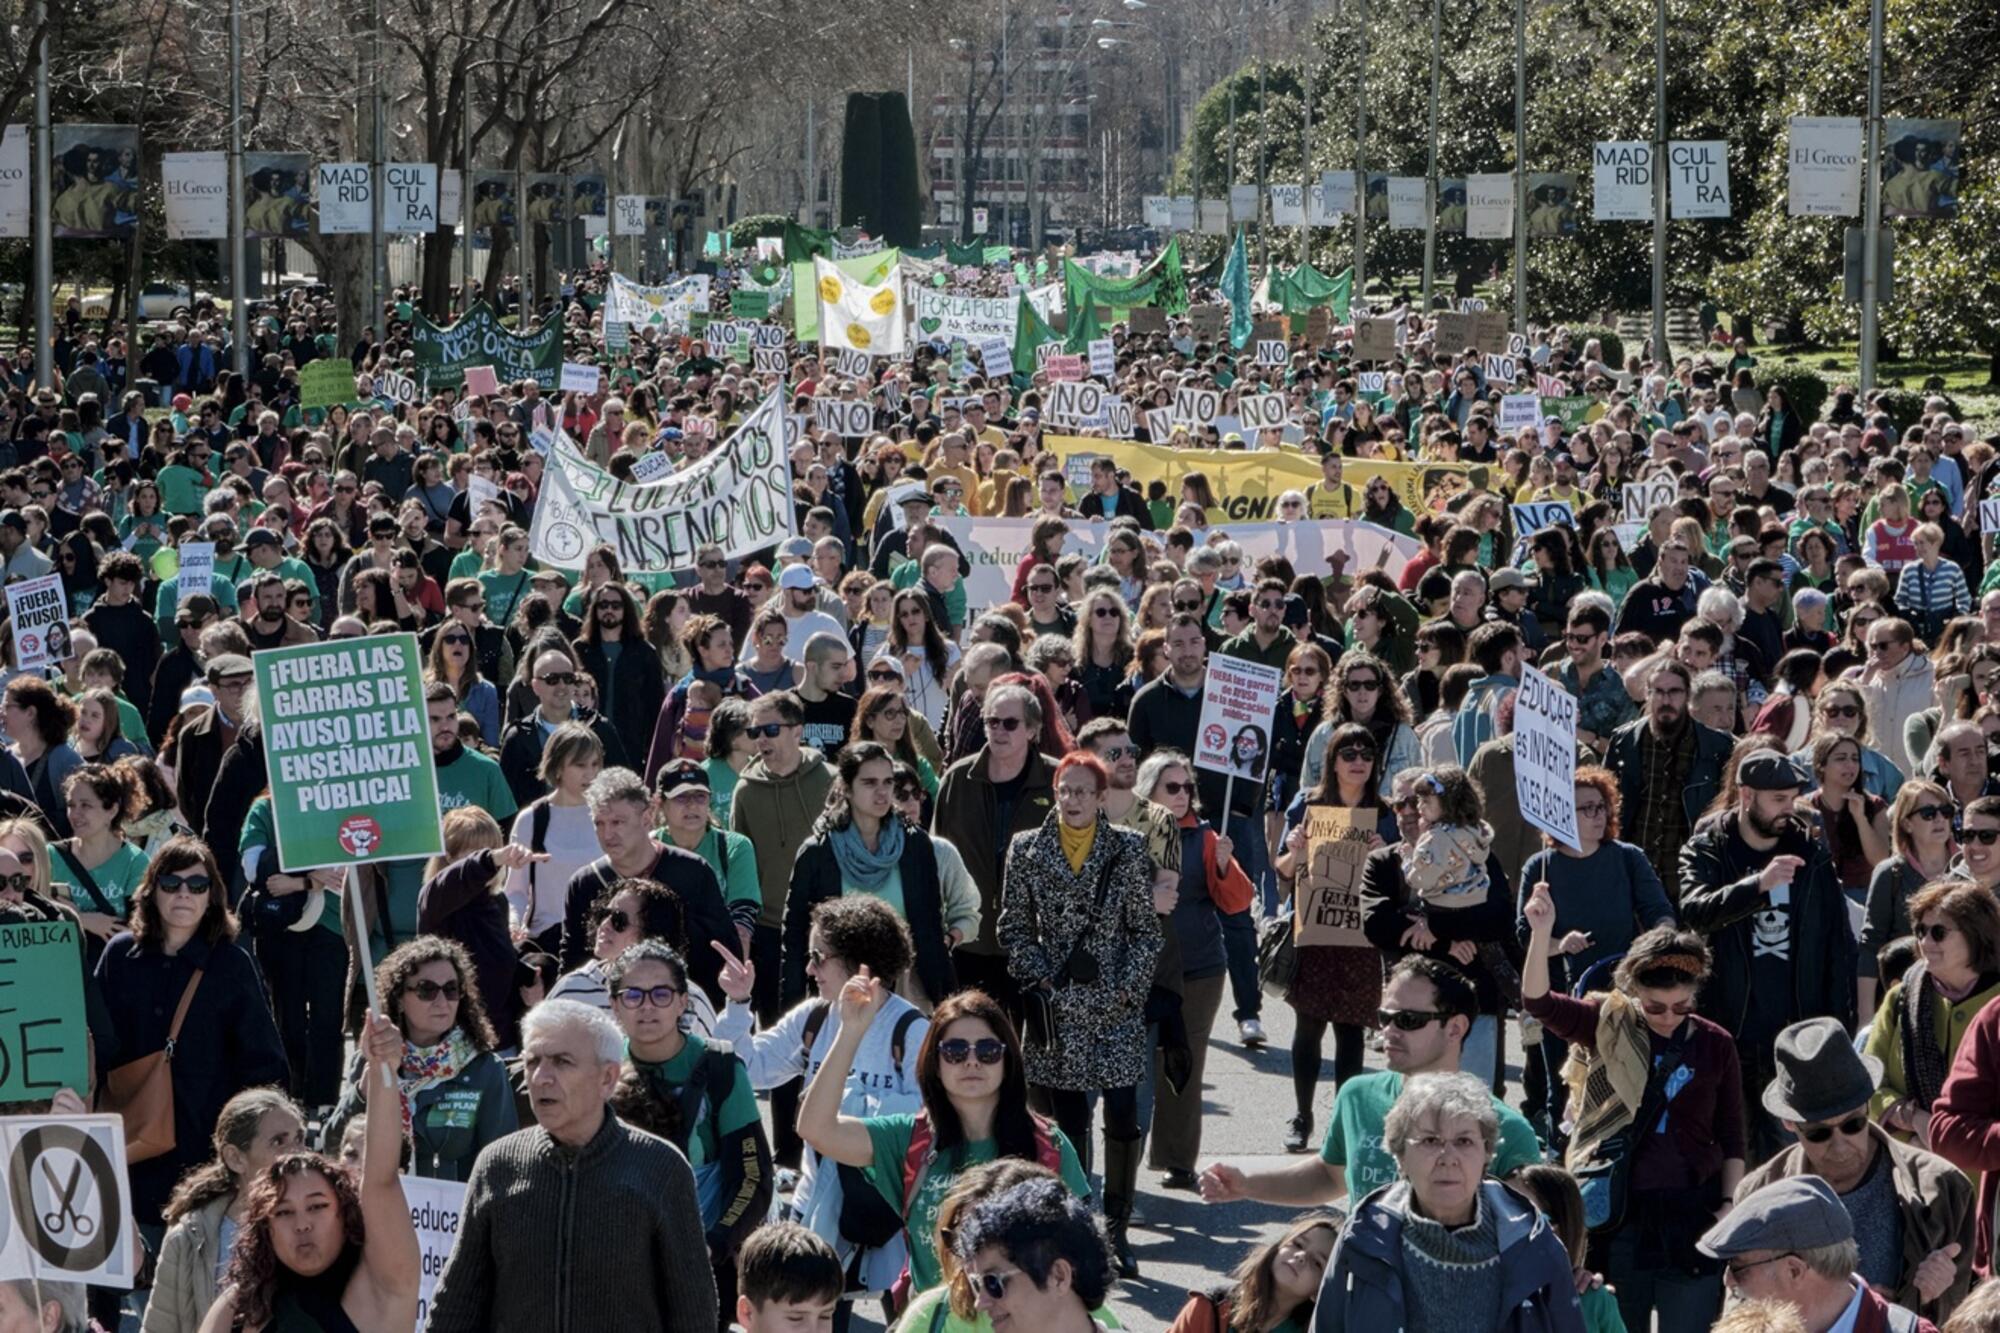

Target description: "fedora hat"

left=1761, top=1016, right=1882, bottom=1124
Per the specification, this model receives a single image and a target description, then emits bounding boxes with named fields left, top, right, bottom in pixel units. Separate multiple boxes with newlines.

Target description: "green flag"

left=1222, top=228, right=1252, bottom=349
left=782, top=220, right=835, bottom=262
left=1013, top=293, right=1061, bottom=385
left=1062, top=237, right=1189, bottom=320
left=1064, top=296, right=1105, bottom=353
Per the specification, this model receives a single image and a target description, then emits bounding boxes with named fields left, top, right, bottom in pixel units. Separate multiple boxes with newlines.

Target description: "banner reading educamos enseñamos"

left=410, top=301, right=562, bottom=390
left=256, top=634, right=442, bottom=873
left=530, top=389, right=795, bottom=573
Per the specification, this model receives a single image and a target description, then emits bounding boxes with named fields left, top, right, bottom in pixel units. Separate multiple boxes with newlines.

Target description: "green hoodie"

left=725, top=747, right=834, bottom=928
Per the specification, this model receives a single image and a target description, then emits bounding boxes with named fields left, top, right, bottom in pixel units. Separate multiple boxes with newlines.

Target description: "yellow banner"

left=1047, top=436, right=1485, bottom=522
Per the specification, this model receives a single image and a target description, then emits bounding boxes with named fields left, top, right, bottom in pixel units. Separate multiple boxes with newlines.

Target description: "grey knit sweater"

left=424, top=1110, right=718, bottom=1333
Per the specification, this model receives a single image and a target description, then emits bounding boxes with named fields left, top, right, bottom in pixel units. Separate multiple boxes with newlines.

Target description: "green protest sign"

left=1541, top=395, right=1594, bottom=427
left=256, top=634, right=443, bottom=873
left=410, top=301, right=564, bottom=390
left=298, top=360, right=358, bottom=410
left=731, top=289, right=770, bottom=321
left=0, top=919, right=89, bottom=1104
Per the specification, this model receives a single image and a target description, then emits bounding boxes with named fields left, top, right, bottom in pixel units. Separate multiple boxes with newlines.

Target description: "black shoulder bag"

left=1579, top=1025, right=1692, bottom=1237
left=1021, top=844, right=1121, bottom=1051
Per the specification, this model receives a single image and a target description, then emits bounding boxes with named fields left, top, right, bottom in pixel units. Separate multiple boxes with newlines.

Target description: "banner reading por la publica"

left=912, top=290, right=1019, bottom=344
left=530, top=390, right=795, bottom=573
left=409, top=302, right=562, bottom=390
left=256, top=634, right=442, bottom=873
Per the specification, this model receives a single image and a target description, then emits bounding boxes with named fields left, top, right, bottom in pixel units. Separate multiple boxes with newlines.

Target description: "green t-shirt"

left=478, top=568, right=535, bottom=628
left=632, top=1034, right=759, bottom=1168
left=49, top=840, right=149, bottom=918
left=158, top=464, right=209, bottom=516
left=154, top=575, right=242, bottom=645
left=436, top=746, right=518, bottom=822
left=1318, top=1070, right=1542, bottom=1200
left=687, top=828, right=761, bottom=921
left=241, top=795, right=342, bottom=933
left=895, top=1283, right=1122, bottom=1333
left=860, top=1113, right=1089, bottom=1294
left=1581, top=1283, right=1627, bottom=1333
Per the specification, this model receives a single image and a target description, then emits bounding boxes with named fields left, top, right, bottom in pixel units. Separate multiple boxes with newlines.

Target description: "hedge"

left=1756, top=364, right=1830, bottom=425
left=1874, top=389, right=1961, bottom=435
left=729, top=215, right=791, bottom=249
left=1571, top=324, right=1622, bottom=369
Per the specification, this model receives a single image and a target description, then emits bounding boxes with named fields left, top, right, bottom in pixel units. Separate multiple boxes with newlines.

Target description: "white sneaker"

left=1239, top=1018, right=1267, bottom=1047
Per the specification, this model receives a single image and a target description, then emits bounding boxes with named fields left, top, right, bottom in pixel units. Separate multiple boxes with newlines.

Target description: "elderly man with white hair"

left=425, top=998, right=718, bottom=1333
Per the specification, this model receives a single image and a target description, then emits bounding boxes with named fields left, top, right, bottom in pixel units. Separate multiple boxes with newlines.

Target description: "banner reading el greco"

left=410, top=301, right=562, bottom=389
left=1045, top=436, right=1484, bottom=523
left=530, top=389, right=795, bottom=573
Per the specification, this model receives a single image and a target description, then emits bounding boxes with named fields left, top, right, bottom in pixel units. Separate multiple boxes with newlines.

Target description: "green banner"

left=0, top=918, right=88, bottom=1104
left=1541, top=395, right=1593, bottom=427
left=1265, top=264, right=1353, bottom=321
left=1062, top=237, right=1189, bottom=320
left=298, top=360, right=357, bottom=410
left=731, top=289, right=771, bottom=321
left=410, top=301, right=564, bottom=391
left=257, top=634, right=443, bottom=873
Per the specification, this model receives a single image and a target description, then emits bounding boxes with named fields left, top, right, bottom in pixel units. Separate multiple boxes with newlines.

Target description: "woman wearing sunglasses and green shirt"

left=799, top=983, right=1088, bottom=1301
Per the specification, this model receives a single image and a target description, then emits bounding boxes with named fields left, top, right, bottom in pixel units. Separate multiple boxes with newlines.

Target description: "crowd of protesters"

left=9, top=245, right=2000, bottom=1333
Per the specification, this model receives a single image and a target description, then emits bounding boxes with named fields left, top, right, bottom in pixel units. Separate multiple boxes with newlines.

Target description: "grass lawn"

left=1755, top=342, right=2000, bottom=430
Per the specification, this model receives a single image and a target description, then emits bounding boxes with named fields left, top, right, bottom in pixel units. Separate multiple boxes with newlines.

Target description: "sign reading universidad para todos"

left=256, top=634, right=442, bottom=873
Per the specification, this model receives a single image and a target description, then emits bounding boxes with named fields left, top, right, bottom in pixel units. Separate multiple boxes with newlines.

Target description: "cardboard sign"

left=1252, top=319, right=1285, bottom=343
left=403, top=1174, right=469, bottom=1331
left=1474, top=311, right=1512, bottom=354
left=1623, top=473, right=1681, bottom=523
left=1239, top=392, right=1289, bottom=433
left=559, top=362, right=600, bottom=394
left=1192, top=654, right=1284, bottom=780
left=1483, top=353, right=1520, bottom=384
left=1306, top=307, right=1333, bottom=343
left=1498, top=394, right=1541, bottom=433
left=1295, top=805, right=1373, bottom=948
left=6, top=574, right=67, bottom=672
left=1511, top=501, right=1575, bottom=532
left=0, top=1114, right=139, bottom=1287
left=175, top=542, right=215, bottom=609
left=812, top=398, right=872, bottom=438
left=1514, top=664, right=1579, bottom=848
left=1254, top=339, right=1287, bottom=367
left=256, top=634, right=444, bottom=872
left=1431, top=310, right=1477, bottom=351
left=0, top=921, right=88, bottom=1104
left=1353, top=318, right=1396, bottom=361
left=1088, top=338, right=1117, bottom=380
left=1190, top=305, right=1225, bottom=342
left=1173, top=386, right=1221, bottom=428
left=462, top=364, right=501, bottom=397
left=1128, top=307, right=1167, bottom=335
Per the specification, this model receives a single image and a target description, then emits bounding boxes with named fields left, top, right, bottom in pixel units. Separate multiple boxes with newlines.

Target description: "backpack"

left=798, top=1000, right=920, bottom=1249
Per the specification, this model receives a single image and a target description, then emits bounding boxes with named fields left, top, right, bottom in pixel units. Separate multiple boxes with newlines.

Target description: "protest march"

left=4, top=9, right=2000, bottom=1330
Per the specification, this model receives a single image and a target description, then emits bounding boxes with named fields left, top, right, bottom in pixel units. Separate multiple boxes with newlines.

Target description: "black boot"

left=1103, top=1133, right=1143, bottom=1278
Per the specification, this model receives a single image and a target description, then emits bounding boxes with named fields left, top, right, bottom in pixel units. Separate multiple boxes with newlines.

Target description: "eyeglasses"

left=1725, top=1253, right=1797, bottom=1280
left=1377, top=1009, right=1447, bottom=1031
left=597, top=908, right=633, bottom=933
left=1917, top=922, right=1955, bottom=944
left=1798, top=1114, right=1869, bottom=1144
left=988, top=716, right=1026, bottom=732
left=405, top=980, right=462, bottom=1003
left=749, top=721, right=794, bottom=738
left=1092, top=606, right=1121, bottom=619
left=1639, top=998, right=1696, bottom=1018
left=615, top=985, right=682, bottom=1009
left=968, top=1270, right=1022, bottom=1302
left=939, top=1037, right=1006, bottom=1065
left=0, top=872, right=32, bottom=892
left=1909, top=804, right=1952, bottom=823
left=1343, top=678, right=1381, bottom=693
left=1334, top=746, right=1376, bottom=763
left=538, top=672, right=578, bottom=687
left=1964, top=828, right=2000, bottom=846
left=1094, top=743, right=1136, bottom=760
left=156, top=872, right=212, bottom=897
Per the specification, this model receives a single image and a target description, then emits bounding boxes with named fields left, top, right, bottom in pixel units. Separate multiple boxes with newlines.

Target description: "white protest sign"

left=1173, top=386, right=1221, bottom=428
left=830, top=346, right=873, bottom=381
left=315, top=162, right=372, bottom=234
left=1103, top=398, right=1136, bottom=439
left=913, top=290, right=1020, bottom=344
left=1355, top=371, right=1386, bottom=395
left=384, top=163, right=440, bottom=232
left=1669, top=140, right=1731, bottom=219
left=1254, top=339, right=1287, bottom=367
left=402, top=1174, right=468, bottom=1331
left=1622, top=473, right=1680, bottom=523
left=466, top=473, right=504, bottom=520
left=1048, top=380, right=1106, bottom=429
left=1514, top=665, right=1579, bottom=849
left=1498, top=395, right=1541, bottom=433
left=813, top=398, right=873, bottom=438
left=6, top=574, right=66, bottom=672
left=1088, top=338, right=1117, bottom=380
left=978, top=338, right=1013, bottom=380
left=1193, top=655, right=1285, bottom=781
left=1144, top=407, right=1175, bottom=441
left=1592, top=141, right=1654, bottom=221
left=176, top=542, right=215, bottom=609
left=753, top=346, right=787, bottom=375
left=1980, top=499, right=2000, bottom=536
left=559, top=362, right=601, bottom=395
left=1788, top=117, right=1864, bottom=218
left=1511, top=501, right=1575, bottom=532
left=1459, top=297, right=1488, bottom=312
left=0, top=1115, right=139, bottom=1287
left=613, top=194, right=647, bottom=235
left=629, top=451, right=675, bottom=483
left=372, top=371, right=420, bottom=405
left=1483, top=353, right=1519, bottom=385
left=1239, top=393, right=1289, bottom=433
left=1508, top=333, right=1529, bottom=356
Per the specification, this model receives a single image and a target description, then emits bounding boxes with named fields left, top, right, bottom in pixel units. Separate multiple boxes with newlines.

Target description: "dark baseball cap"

left=656, top=759, right=710, bottom=800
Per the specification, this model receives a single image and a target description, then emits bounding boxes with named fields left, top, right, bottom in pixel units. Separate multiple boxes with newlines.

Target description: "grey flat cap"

left=1698, top=1176, right=1852, bottom=1260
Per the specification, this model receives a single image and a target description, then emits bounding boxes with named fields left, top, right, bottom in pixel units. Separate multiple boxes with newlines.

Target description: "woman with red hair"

left=995, top=749, right=1161, bottom=1276
left=988, top=670, right=1076, bottom=756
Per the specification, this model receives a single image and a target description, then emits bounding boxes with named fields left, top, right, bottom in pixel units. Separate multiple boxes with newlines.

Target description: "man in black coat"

left=1078, top=457, right=1153, bottom=527
left=572, top=584, right=664, bottom=745
left=498, top=647, right=628, bottom=808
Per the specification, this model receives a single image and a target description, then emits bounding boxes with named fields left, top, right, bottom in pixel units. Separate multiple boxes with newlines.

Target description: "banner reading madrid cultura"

left=410, top=301, right=562, bottom=389
left=530, top=389, right=795, bottom=573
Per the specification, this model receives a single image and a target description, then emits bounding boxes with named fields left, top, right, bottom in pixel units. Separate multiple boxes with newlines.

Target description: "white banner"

left=1386, top=177, right=1427, bottom=230
left=1319, top=171, right=1357, bottom=216
left=402, top=1175, right=467, bottom=1332
left=0, top=1115, right=139, bottom=1288
left=1194, top=655, right=1285, bottom=780
left=912, top=290, right=1018, bottom=344
left=933, top=516, right=1423, bottom=613
left=0, top=125, right=25, bottom=239
left=161, top=151, right=229, bottom=240
left=815, top=257, right=906, bottom=356
left=384, top=163, right=440, bottom=232
left=1467, top=174, right=1515, bottom=239
left=1198, top=199, right=1229, bottom=235
left=1270, top=183, right=1306, bottom=227
left=1142, top=195, right=1172, bottom=228
left=315, top=162, right=372, bottom=235
left=604, top=272, right=709, bottom=327
left=1669, top=140, right=1731, bottom=219
left=1788, top=117, right=1864, bottom=218
left=614, top=194, right=647, bottom=235
left=1229, top=184, right=1259, bottom=222
left=530, top=390, right=795, bottom=572
left=1592, top=141, right=1653, bottom=221
left=1514, top=664, right=1579, bottom=849
left=7, top=574, right=66, bottom=672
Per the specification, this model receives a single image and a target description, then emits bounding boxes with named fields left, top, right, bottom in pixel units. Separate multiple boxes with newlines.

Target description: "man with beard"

left=1616, top=538, right=1704, bottom=642
left=573, top=583, right=663, bottom=741
left=1603, top=659, right=1731, bottom=892
left=1680, top=749, right=1855, bottom=1159
left=241, top=572, right=317, bottom=650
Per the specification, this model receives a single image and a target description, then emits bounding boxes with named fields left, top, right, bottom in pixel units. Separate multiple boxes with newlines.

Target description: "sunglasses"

left=1964, top=828, right=2000, bottom=846
left=156, top=873, right=212, bottom=897
left=1564, top=629, right=1598, bottom=644
left=1027, top=582, right=1057, bottom=593
left=538, top=673, right=578, bottom=687
left=1822, top=704, right=1860, bottom=719
left=744, top=582, right=770, bottom=592
left=1909, top=804, right=1952, bottom=822
left=1917, top=922, right=1955, bottom=943
left=805, top=948, right=834, bottom=969
left=441, top=633, right=471, bottom=647
left=1095, top=744, right=1136, bottom=760
left=1639, top=998, right=1697, bottom=1018
left=1173, top=599, right=1202, bottom=611
left=615, top=985, right=682, bottom=1009
left=749, top=721, right=793, bottom=738
left=969, top=1270, right=1022, bottom=1302
left=1343, top=678, right=1382, bottom=692
left=597, top=909, right=633, bottom=933
left=867, top=669, right=901, bottom=682
left=939, top=1037, right=1006, bottom=1065
left=988, top=716, right=1026, bottom=733
left=1799, top=1114, right=1869, bottom=1144
left=0, top=872, right=32, bottom=893
left=405, top=980, right=462, bottom=1003
left=1092, top=607, right=1121, bottom=619
left=1377, top=1009, right=1447, bottom=1031
left=1335, top=746, right=1376, bottom=763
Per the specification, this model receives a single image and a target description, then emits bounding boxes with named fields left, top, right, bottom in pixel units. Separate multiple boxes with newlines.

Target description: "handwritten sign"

left=559, top=362, right=600, bottom=394
left=1296, top=805, right=1373, bottom=948
left=1514, top=664, right=1579, bottom=849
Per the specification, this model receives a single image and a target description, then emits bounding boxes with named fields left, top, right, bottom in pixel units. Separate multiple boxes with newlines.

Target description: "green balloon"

left=933, top=274, right=948, bottom=287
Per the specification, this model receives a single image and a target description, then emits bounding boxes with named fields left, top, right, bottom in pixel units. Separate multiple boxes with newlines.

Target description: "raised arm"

left=796, top=967, right=887, bottom=1168
left=354, top=1013, right=421, bottom=1321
